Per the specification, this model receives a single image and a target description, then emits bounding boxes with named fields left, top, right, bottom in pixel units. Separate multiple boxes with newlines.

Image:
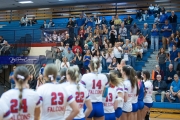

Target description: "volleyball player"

left=1, top=66, right=41, bottom=120
left=141, top=71, right=153, bottom=120
left=0, top=99, right=12, bottom=120
left=80, top=58, right=108, bottom=120
left=103, top=71, right=122, bottom=120
left=120, top=65, right=136, bottom=120
left=64, top=65, right=92, bottom=120
left=136, top=71, right=145, bottom=120
left=36, top=64, right=79, bottom=120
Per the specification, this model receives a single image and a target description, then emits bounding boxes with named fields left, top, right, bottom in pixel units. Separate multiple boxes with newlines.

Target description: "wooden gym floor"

left=150, top=113, right=180, bottom=120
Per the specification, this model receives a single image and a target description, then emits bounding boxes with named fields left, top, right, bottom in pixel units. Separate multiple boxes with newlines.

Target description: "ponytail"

left=18, top=79, right=23, bottom=111
left=129, top=67, right=139, bottom=96
left=90, top=57, right=100, bottom=74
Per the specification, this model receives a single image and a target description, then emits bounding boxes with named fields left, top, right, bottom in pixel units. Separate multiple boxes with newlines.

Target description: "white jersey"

left=132, top=85, right=138, bottom=104
left=103, top=86, right=118, bottom=113
left=36, top=83, right=74, bottom=120
left=116, top=84, right=124, bottom=108
left=80, top=73, right=108, bottom=102
left=122, top=79, right=132, bottom=112
left=143, top=80, right=153, bottom=103
left=64, top=84, right=90, bottom=119
left=1, top=89, right=41, bottom=120
left=0, top=99, right=12, bottom=120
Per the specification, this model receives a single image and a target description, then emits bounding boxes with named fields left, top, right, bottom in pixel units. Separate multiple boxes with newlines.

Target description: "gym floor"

left=150, top=113, right=180, bottom=120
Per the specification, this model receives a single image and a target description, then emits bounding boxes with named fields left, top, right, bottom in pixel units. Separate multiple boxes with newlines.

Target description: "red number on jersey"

left=10, top=99, right=27, bottom=113
left=75, top=92, right=84, bottom=103
left=106, top=93, right=113, bottom=102
left=92, top=80, right=102, bottom=89
left=51, top=92, right=64, bottom=105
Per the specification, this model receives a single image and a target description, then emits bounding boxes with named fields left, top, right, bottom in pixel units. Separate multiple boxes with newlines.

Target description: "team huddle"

left=0, top=58, right=153, bottom=120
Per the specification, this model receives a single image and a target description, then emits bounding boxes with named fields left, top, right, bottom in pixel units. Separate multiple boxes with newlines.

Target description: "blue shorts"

left=84, top=102, right=104, bottom=118
left=73, top=118, right=85, bottom=120
left=105, top=113, right=116, bottom=120
left=132, top=103, right=139, bottom=112
left=138, top=101, right=144, bottom=110
left=144, top=103, right=153, bottom=108
left=115, top=107, right=122, bottom=118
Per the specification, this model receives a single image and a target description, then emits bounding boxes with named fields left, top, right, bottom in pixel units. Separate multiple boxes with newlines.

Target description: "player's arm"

left=114, top=99, right=118, bottom=110
left=84, top=99, right=92, bottom=118
left=66, top=101, right=79, bottom=120
left=34, top=107, right=40, bottom=120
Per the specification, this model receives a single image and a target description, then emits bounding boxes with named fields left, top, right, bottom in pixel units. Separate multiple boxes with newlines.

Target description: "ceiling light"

left=58, top=0, right=64, bottom=1
left=19, top=1, right=33, bottom=4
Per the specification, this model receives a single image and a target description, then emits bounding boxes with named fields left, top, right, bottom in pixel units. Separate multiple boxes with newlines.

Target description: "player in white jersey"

left=103, top=71, right=123, bottom=120
left=64, top=65, right=92, bottom=120
left=0, top=99, right=12, bottom=120
left=36, top=64, right=79, bottom=120
left=1, top=66, right=41, bottom=120
left=142, top=71, right=153, bottom=120
left=80, top=58, right=108, bottom=120
left=130, top=69, right=139, bottom=120
left=120, top=65, right=137, bottom=120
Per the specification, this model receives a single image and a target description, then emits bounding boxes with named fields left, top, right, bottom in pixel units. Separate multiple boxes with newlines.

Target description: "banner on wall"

left=41, top=28, right=69, bottom=42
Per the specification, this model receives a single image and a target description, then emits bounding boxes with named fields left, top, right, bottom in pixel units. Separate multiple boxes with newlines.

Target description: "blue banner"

left=0, top=56, right=39, bottom=64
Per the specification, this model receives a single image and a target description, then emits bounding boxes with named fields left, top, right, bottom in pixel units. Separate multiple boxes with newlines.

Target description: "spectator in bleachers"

left=79, top=26, right=86, bottom=41
left=20, top=15, right=28, bottom=26
left=157, top=48, right=166, bottom=73
left=154, top=14, right=160, bottom=24
left=142, top=10, right=149, bottom=21
left=31, top=17, right=37, bottom=25
left=54, top=47, right=63, bottom=72
left=151, top=24, right=159, bottom=51
left=130, top=23, right=140, bottom=43
left=9, top=66, right=16, bottom=89
left=85, top=15, right=93, bottom=28
left=168, top=33, right=178, bottom=52
left=130, top=42, right=137, bottom=56
left=114, top=14, right=122, bottom=30
left=101, top=24, right=108, bottom=44
left=101, top=17, right=108, bottom=26
left=76, top=14, right=85, bottom=28
left=60, top=56, right=70, bottom=69
left=48, top=19, right=55, bottom=28
left=109, top=16, right=115, bottom=26
left=154, top=65, right=164, bottom=81
left=95, top=16, right=101, bottom=26
left=148, top=4, right=154, bottom=16
left=40, top=20, right=47, bottom=29
left=122, top=39, right=132, bottom=50
left=52, top=31, right=58, bottom=42
left=82, top=44, right=89, bottom=56
left=166, top=64, right=176, bottom=89
left=160, top=11, right=168, bottom=23
left=28, top=74, right=37, bottom=90
left=108, top=57, right=118, bottom=71
left=161, top=20, right=172, bottom=50
left=119, top=23, right=127, bottom=43
left=63, top=47, right=74, bottom=66
left=168, top=11, right=177, bottom=33
left=72, top=41, right=82, bottom=54
left=136, top=9, right=143, bottom=21
left=166, top=74, right=180, bottom=102
left=113, top=42, right=123, bottom=64
left=170, top=45, right=178, bottom=70
left=136, top=45, right=143, bottom=61
left=177, top=63, right=180, bottom=77
left=174, top=51, right=180, bottom=62
left=92, top=50, right=102, bottom=73
left=65, top=34, right=73, bottom=48
left=116, top=35, right=124, bottom=46
left=85, top=26, right=92, bottom=38
left=83, top=49, right=91, bottom=70
left=67, top=18, right=75, bottom=38
left=0, top=36, right=5, bottom=43
left=85, top=33, right=94, bottom=49
left=36, top=74, right=45, bottom=90
left=152, top=75, right=167, bottom=102
left=91, top=43, right=100, bottom=54
left=122, top=47, right=130, bottom=65
left=106, top=48, right=114, bottom=68
left=154, top=4, right=160, bottom=17
left=141, top=23, right=150, bottom=48
left=72, top=48, right=82, bottom=70
left=101, top=44, right=109, bottom=69
left=0, top=41, right=10, bottom=55
left=124, top=15, right=133, bottom=25
left=109, top=25, right=117, bottom=46
left=137, top=33, right=145, bottom=46
left=142, top=38, right=148, bottom=53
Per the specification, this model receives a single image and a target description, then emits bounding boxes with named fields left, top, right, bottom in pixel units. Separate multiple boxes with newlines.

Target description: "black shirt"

left=168, top=15, right=177, bottom=23
left=116, top=38, right=124, bottom=43
left=32, top=19, right=37, bottom=24
left=109, top=20, right=114, bottom=26
left=67, top=21, right=75, bottom=27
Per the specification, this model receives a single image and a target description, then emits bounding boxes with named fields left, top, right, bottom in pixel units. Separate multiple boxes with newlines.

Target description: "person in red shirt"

left=137, top=33, right=145, bottom=46
left=72, top=41, right=82, bottom=54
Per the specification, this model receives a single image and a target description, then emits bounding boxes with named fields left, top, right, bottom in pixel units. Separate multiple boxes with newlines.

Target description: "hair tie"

left=17, top=75, right=25, bottom=80
left=61, top=76, right=65, bottom=80
left=48, top=75, right=54, bottom=81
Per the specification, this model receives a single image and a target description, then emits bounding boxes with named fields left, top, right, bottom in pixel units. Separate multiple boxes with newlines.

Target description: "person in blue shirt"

left=161, top=20, right=172, bottom=50
left=39, top=64, right=46, bottom=75
left=160, top=12, right=168, bottom=23
left=76, top=15, right=85, bottom=27
left=136, top=71, right=145, bottom=120
left=170, top=45, right=178, bottom=70
left=9, top=66, right=16, bottom=89
left=165, top=74, right=180, bottom=102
